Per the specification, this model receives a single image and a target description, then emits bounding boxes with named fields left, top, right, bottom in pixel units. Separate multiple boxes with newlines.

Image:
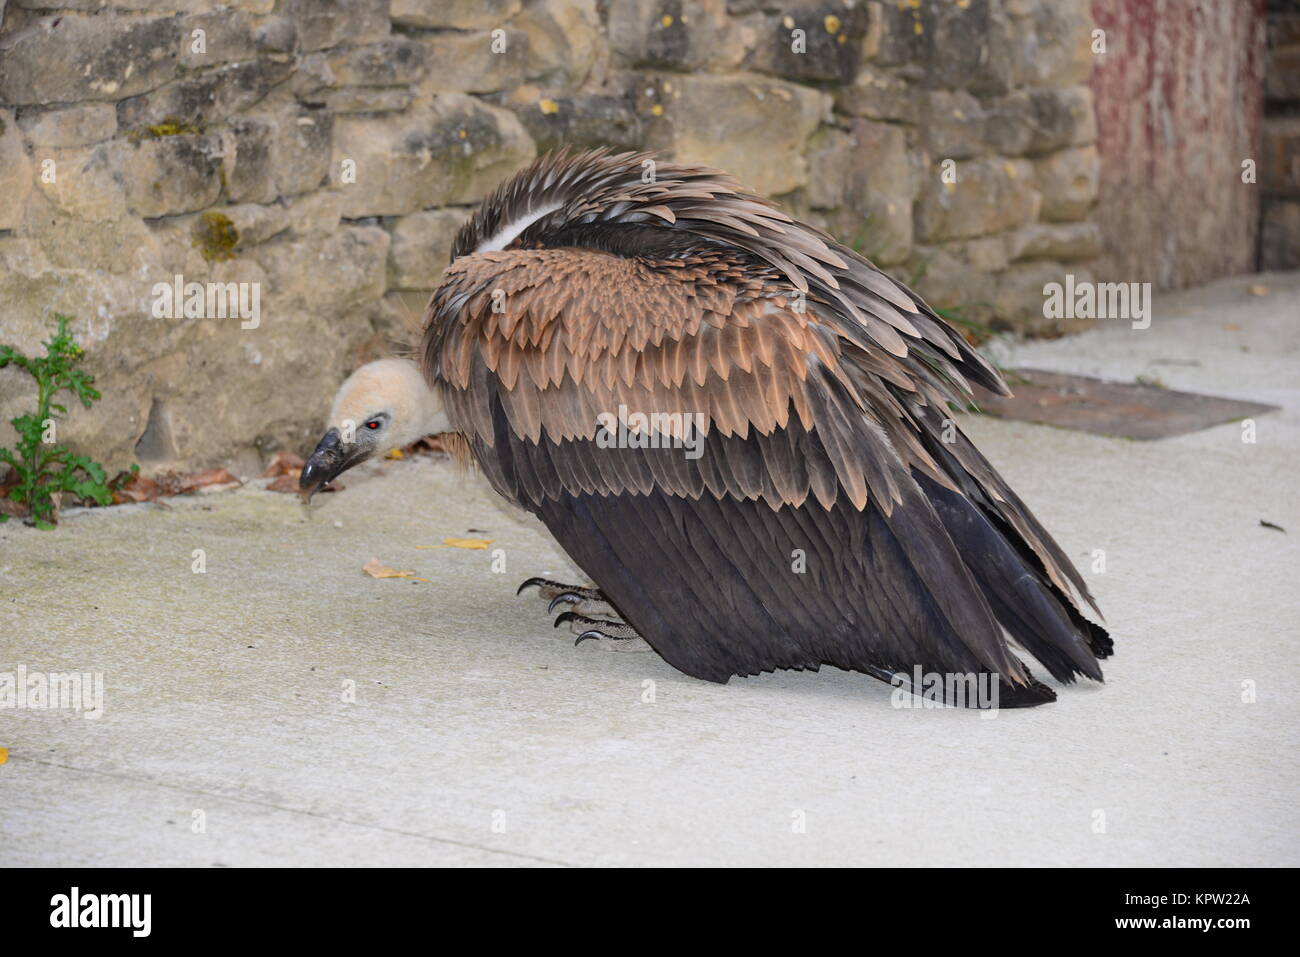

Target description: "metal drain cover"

left=972, top=369, right=1278, bottom=440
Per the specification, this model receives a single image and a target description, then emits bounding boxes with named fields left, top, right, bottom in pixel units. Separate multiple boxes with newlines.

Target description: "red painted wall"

left=1089, top=0, right=1267, bottom=289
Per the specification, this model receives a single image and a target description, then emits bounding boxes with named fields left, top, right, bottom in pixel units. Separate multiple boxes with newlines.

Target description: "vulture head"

left=299, top=358, right=449, bottom=502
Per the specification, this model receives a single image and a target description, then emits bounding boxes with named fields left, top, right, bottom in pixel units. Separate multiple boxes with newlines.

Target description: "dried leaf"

left=266, top=474, right=301, bottom=493
left=442, top=537, right=493, bottom=550
left=1246, top=284, right=1269, bottom=297
left=179, top=468, right=242, bottom=494
left=403, top=435, right=447, bottom=455
left=262, top=451, right=306, bottom=478
left=151, top=471, right=183, bottom=496
left=363, top=557, right=418, bottom=579
left=112, top=473, right=162, bottom=503
left=275, top=475, right=342, bottom=495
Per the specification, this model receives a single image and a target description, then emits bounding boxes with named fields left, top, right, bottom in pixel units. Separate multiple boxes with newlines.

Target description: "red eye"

left=365, top=420, right=381, bottom=430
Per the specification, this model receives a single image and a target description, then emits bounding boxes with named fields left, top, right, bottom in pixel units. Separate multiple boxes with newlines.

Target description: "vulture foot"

left=518, top=577, right=649, bottom=651
left=516, top=576, right=602, bottom=601
left=517, top=577, right=616, bottom=617
left=553, top=611, right=642, bottom=645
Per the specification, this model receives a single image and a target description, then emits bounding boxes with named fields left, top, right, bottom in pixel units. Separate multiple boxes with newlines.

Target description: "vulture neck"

left=417, top=384, right=451, bottom=440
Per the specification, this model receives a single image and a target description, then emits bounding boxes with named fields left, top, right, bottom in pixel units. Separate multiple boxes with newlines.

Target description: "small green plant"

left=0, top=316, right=113, bottom=529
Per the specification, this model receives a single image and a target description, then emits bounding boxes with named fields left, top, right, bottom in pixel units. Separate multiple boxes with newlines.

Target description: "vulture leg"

left=517, top=577, right=620, bottom=617
left=553, top=612, right=643, bottom=645
left=516, top=577, right=604, bottom=602
left=518, top=577, right=647, bottom=647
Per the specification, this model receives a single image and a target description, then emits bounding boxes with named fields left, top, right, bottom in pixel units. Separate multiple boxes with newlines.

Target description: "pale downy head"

left=299, top=359, right=449, bottom=502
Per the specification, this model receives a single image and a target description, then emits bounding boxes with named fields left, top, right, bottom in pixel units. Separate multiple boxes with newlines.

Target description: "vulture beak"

left=299, top=428, right=370, bottom=503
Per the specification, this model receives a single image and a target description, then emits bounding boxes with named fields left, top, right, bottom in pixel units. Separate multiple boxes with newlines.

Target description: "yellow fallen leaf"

left=0, top=747, right=7, bottom=764
left=386, top=449, right=406, bottom=459
left=363, top=557, right=417, bottom=579
left=442, top=537, right=494, bottom=550
left=1247, top=284, right=1269, bottom=297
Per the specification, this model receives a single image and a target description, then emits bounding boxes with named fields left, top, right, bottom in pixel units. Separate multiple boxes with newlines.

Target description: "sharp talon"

left=547, top=593, right=583, bottom=614
left=575, top=630, right=605, bottom=646
left=553, top=611, right=579, bottom=629
left=516, top=577, right=548, bottom=596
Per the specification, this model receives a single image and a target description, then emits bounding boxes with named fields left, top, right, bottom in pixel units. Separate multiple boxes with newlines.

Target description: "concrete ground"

left=2, top=272, right=1297, bottom=867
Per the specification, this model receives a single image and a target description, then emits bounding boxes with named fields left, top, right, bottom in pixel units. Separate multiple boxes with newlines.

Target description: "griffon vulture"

left=302, top=149, right=1111, bottom=707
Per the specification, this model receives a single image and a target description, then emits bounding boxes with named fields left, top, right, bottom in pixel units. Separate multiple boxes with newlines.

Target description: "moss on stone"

left=192, top=211, right=239, bottom=263
left=128, top=115, right=205, bottom=144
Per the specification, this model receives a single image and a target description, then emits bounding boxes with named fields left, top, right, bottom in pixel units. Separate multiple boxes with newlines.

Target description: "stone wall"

left=1262, top=0, right=1300, bottom=270
left=2, top=0, right=1107, bottom=472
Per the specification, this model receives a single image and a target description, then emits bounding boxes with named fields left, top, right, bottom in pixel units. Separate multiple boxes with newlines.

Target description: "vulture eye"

left=365, top=419, right=382, bottom=431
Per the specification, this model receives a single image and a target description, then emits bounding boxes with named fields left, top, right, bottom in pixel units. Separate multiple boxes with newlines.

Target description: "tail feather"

left=917, top=472, right=1106, bottom=684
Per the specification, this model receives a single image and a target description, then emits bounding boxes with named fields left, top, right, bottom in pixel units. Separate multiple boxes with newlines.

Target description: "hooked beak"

left=299, top=428, right=371, bottom=503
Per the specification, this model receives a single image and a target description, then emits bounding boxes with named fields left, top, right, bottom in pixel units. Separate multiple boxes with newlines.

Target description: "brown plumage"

left=419, top=148, right=1111, bottom=707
